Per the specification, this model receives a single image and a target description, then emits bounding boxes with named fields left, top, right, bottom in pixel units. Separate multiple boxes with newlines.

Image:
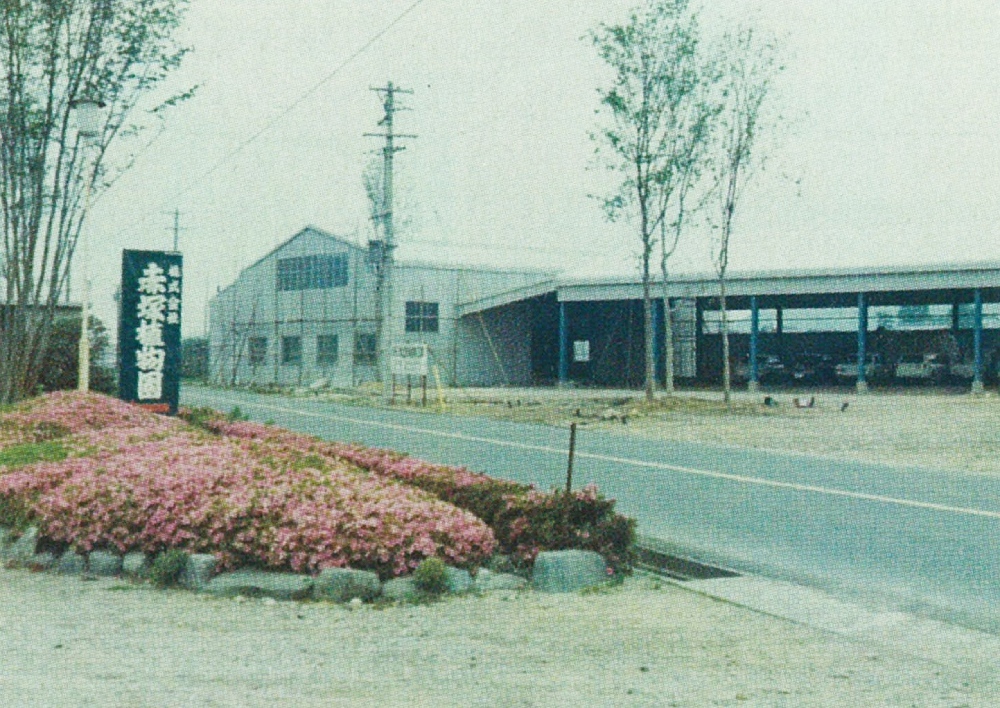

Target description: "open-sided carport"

left=548, top=262, right=1000, bottom=392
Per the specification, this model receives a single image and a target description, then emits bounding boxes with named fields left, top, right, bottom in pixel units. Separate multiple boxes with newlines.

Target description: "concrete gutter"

left=674, top=574, right=1000, bottom=673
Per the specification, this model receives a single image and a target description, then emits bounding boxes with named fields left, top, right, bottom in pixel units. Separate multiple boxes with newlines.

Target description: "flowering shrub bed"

left=1, top=390, right=182, bottom=441
left=0, top=394, right=495, bottom=577
left=185, top=409, right=636, bottom=572
left=0, top=391, right=183, bottom=458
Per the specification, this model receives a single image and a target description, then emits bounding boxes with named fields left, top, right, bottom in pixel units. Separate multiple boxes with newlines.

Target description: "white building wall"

left=209, top=228, right=382, bottom=388
left=208, top=228, right=554, bottom=390
left=392, top=265, right=460, bottom=385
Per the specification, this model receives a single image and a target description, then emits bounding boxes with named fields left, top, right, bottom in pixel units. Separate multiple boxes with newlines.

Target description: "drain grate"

left=635, top=546, right=740, bottom=582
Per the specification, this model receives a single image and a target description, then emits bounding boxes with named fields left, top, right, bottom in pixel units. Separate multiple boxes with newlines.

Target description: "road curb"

left=670, top=573, right=1000, bottom=672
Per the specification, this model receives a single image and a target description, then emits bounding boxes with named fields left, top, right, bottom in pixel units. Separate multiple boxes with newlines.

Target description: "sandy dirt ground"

left=1, top=568, right=997, bottom=707
left=322, top=385, right=1000, bottom=477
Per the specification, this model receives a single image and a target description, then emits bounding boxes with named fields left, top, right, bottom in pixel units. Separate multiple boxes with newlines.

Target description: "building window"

left=276, top=254, right=348, bottom=291
left=248, top=337, right=268, bottom=366
left=354, top=333, right=377, bottom=366
left=316, top=334, right=339, bottom=365
left=281, top=336, right=302, bottom=365
left=405, top=301, right=439, bottom=333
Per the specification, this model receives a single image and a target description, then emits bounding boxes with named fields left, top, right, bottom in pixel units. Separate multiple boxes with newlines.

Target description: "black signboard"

left=118, top=250, right=182, bottom=414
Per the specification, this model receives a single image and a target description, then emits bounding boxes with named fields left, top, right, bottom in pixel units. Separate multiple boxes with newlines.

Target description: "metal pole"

left=77, top=145, right=97, bottom=393
left=856, top=292, right=868, bottom=393
left=365, top=82, right=414, bottom=403
left=566, top=422, right=577, bottom=493
left=748, top=295, right=760, bottom=392
left=973, top=289, right=984, bottom=394
left=558, top=301, right=569, bottom=385
left=379, top=84, right=397, bottom=404
left=173, top=208, right=180, bottom=252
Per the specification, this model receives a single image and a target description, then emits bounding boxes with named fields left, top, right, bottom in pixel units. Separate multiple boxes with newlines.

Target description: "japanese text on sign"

left=391, top=343, right=429, bottom=377
left=135, top=262, right=182, bottom=401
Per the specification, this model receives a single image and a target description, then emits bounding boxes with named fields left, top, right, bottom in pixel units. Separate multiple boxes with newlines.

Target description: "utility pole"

left=165, top=208, right=186, bottom=251
left=365, top=81, right=415, bottom=403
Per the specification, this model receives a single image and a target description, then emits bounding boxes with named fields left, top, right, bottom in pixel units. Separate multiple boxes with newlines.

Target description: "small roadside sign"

left=391, top=343, right=429, bottom=377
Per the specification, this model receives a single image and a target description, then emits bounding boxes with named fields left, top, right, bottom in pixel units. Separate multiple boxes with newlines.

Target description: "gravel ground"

left=1, top=568, right=997, bottom=707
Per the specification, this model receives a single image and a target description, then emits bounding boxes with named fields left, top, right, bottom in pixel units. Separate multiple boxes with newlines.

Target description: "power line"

left=108, top=0, right=431, bottom=240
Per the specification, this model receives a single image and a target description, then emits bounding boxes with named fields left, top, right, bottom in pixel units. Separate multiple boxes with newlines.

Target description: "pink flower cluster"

left=0, top=395, right=496, bottom=577
left=6, top=391, right=182, bottom=438
left=193, top=415, right=522, bottom=492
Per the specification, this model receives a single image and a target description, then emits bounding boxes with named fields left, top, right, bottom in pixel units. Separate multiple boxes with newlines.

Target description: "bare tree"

left=0, top=0, right=192, bottom=403
left=714, top=26, right=781, bottom=404
left=657, top=78, right=718, bottom=394
left=592, top=0, right=714, bottom=401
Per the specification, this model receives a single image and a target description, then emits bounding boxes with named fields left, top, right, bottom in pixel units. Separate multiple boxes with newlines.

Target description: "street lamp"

left=70, top=97, right=106, bottom=392
left=72, top=98, right=106, bottom=139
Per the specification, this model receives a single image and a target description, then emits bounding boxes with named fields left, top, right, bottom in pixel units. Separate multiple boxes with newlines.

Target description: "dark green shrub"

left=182, top=338, right=209, bottom=380
left=37, top=315, right=115, bottom=394
left=413, top=557, right=448, bottom=596
left=177, top=406, right=218, bottom=430
left=226, top=406, right=249, bottom=422
left=494, top=487, right=636, bottom=574
left=149, top=549, right=188, bottom=588
left=0, top=497, right=32, bottom=531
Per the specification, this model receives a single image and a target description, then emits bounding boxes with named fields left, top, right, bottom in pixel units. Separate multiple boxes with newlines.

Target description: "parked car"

left=949, top=357, right=976, bottom=382
left=789, top=353, right=836, bottom=385
left=834, top=354, right=891, bottom=383
left=894, top=353, right=948, bottom=383
left=733, top=354, right=787, bottom=384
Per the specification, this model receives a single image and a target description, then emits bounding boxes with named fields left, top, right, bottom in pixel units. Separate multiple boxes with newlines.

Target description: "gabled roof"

left=240, top=225, right=364, bottom=275
left=213, top=226, right=363, bottom=299
left=213, top=225, right=560, bottom=302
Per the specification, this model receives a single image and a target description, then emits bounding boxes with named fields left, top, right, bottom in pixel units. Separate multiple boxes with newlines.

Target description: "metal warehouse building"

left=210, top=231, right=1000, bottom=392
left=208, top=227, right=556, bottom=388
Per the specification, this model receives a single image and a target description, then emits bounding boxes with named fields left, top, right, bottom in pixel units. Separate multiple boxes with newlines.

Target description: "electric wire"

left=106, top=0, right=430, bottom=240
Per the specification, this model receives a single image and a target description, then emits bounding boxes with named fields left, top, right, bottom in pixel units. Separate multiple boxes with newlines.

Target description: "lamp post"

left=71, top=98, right=106, bottom=393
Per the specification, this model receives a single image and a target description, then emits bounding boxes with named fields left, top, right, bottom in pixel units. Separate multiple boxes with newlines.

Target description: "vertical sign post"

left=119, top=250, right=183, bottom=414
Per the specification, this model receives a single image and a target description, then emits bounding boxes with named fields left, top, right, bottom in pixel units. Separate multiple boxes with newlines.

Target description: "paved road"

left=182, top=385, right=1000, bottom=633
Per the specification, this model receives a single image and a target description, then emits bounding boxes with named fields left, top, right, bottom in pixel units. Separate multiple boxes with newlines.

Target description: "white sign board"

left=391, top=343, right=429, bottom=377
left=573, top=340, right=590, bottom=363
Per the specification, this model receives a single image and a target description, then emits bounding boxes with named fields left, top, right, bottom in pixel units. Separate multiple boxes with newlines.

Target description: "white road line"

left=188, top=393, right=1000, bottom=521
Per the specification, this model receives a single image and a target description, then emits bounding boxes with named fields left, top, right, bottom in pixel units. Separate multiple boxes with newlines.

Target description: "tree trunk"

left=643, top=276, right=654, bottom=401
left=660, top=266, right=675, bottom=394
left=720, top=275, right=731, bottom=404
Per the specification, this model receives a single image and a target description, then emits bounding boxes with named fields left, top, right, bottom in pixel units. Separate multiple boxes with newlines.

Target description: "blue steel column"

left=748, top=296, right=760, bottom=392
left=973, top=289, right=984, bottom=393
left=775, top=306, right=784, bottom=359
left=652, top=299, right=663, bottom=387
left=857, top=293, right=869, bottom=393
left=558, top=301, right=569, bottom=385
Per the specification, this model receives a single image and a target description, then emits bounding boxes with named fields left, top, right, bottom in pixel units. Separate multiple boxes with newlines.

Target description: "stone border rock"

left=0, top=526, right=611, bottom=605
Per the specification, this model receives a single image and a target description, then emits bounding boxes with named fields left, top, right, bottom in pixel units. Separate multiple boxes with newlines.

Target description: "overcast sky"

left=86, top=1, right=1000, bottom=335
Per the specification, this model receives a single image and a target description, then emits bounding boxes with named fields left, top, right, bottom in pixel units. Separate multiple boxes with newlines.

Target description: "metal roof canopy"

left=557, top=261, right=1000, bottom=310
